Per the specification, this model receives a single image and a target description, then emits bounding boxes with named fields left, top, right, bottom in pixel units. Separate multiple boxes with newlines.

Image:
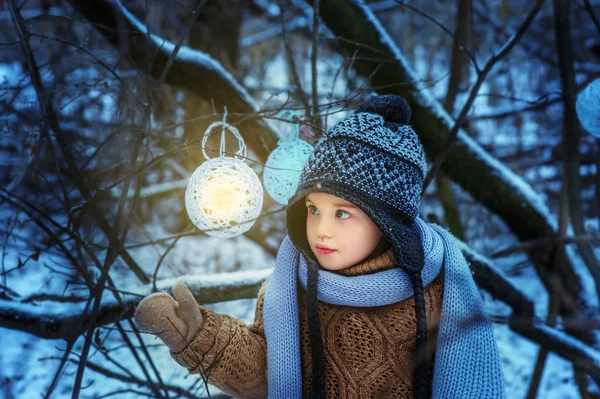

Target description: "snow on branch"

left=0, top=268, right=271, bottom=339
left=459, top=240, right=535, bottom=316
left=110, top=179, right=188, bottom=199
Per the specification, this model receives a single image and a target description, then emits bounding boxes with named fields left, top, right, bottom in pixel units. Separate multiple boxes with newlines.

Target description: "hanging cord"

left=201, top=107, right=247, bottom=161
left=220, top=107, right=228, bottom=157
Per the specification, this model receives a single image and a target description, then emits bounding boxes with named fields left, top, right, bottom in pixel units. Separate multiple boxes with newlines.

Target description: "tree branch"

left=4, top=246, right=600, bottom=384
left=64, top=0, right=279, bottom=163
left=0, top=268, right=271, bottom=339
left=8, top=0, right=150, bottom=285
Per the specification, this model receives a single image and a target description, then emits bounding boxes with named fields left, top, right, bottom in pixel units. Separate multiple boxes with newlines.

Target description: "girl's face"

left=305, top=192, right=384, bottom=272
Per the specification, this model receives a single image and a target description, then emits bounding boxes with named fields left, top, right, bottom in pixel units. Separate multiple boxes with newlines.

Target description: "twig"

left=155, top=0, right=207, bottom=88
left=311, top=0, right=321, bottom=131
left=45, top=357, right=228, bottom=399
left=527, top=180, right=569, bottom=398
left=469, top=96, right=562, bottom=121
left=7, top=0, right=148, bottom=283
left=582, top=0, right=600, bottom=37
left=394, top=1, right=478, bottom=70
left=152, top=235, right=183, bottom=293
left=278, top=1, right=312, bottom=119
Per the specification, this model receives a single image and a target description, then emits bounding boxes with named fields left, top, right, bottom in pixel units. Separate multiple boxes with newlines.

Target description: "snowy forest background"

left=1, top=0, right=600, bottom=398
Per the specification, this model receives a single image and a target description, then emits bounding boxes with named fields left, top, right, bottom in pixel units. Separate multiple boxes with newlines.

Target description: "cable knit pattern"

left=171, top=300, right=268, bottom=399
left=170, top=244, right=443, bottom=399
left=297, top=272, right=443, bottom=398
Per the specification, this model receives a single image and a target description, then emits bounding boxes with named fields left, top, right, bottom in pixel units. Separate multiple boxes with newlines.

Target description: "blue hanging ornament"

left=185, top=109, right=263, bottom=238
left=576, top=78, right=600, bottom=138
left=263, top=111, right=314, bottom=205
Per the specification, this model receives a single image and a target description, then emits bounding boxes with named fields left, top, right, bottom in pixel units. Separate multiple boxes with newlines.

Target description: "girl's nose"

left=316, top=219, right=333, bottom=238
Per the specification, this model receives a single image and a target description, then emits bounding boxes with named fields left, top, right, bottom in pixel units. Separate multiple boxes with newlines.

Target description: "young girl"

left=135, top=95, right=505, bottom=398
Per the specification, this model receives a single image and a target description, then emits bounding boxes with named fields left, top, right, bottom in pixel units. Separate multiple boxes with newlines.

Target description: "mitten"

left=134, top=283, right=204, bottom=352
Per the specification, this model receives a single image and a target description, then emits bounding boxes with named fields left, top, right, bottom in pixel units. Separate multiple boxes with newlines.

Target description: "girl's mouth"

left=316, top=247, right=335, bottom=255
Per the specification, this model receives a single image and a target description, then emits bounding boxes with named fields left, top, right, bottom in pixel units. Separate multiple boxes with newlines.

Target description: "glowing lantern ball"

left=185, top=122, right=263, bottom=238
left=576, top=78, right=600, bottom=138
left=263, top=112, right=314, bottom=205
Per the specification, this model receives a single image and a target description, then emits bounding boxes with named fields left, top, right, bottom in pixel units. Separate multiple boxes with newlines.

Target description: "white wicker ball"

left=263, top=139, right=313, bottom=205
left=185, top=156, right=263, bottom=238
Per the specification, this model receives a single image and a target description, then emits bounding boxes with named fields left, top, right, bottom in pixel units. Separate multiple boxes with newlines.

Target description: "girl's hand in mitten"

left=134, top=283, right=204, bottom=353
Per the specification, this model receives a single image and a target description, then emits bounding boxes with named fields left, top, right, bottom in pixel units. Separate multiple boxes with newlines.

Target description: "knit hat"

left=285, top=94, right=431, bottom=398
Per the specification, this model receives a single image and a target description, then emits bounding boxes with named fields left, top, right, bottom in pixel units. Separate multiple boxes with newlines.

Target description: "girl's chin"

left=318, top=259, right=352, bottom=272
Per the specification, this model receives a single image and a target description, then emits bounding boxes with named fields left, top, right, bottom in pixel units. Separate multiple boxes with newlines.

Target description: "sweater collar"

left=334, top=247, right=396, bottom=276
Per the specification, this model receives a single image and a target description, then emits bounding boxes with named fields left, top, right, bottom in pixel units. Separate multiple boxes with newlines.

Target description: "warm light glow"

left=202, top=177, right=246, bottom=217
left=185, top=156, right=263, bottom=238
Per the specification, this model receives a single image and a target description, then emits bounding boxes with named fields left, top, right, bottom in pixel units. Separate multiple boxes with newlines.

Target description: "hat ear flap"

left=390, top=222, right=425, bottom=275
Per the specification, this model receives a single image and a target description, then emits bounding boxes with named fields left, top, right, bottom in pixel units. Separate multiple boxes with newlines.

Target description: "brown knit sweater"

left=171, top=248, right=444, bottom=398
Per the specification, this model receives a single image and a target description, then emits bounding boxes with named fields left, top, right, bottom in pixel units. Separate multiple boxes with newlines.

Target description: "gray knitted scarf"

left=263, top=217, right=505, bottom=398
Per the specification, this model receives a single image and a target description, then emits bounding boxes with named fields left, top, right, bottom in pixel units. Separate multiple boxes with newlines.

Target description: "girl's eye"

left=306, top=205, right=349, bottom=219
left=336, top=210, right=350, bottom=219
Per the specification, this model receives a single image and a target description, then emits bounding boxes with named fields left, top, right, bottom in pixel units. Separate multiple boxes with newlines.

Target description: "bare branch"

left=422, top=0, right=546, bottom=191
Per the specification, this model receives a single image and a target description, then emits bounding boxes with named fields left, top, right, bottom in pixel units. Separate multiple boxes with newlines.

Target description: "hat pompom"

left=355, top=95, right=411, bottom=125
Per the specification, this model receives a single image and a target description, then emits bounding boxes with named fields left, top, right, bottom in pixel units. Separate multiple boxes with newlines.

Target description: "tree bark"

left=0, top=268, right=270, bottom=339
left=444, top=0, right=472, bottom=113
left=436, top=0, right=472, bottom=240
